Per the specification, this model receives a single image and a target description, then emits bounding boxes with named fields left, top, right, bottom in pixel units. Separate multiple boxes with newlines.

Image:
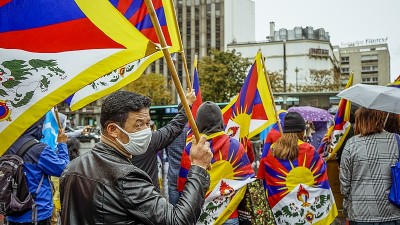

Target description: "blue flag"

left=41, top=110, right=59, bottom=151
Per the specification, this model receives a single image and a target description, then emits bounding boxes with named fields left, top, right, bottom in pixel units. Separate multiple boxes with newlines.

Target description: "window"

left=341, top=57, right=349, bottom=62
left=294, top=27, right=302, bottom=39
left=362, top=66, right=370, bottom=71
left=361, top=54, right=378, bottom=61
left=341, top=68, right=349, bottom=73
left=279, top=28, right=287, bottom=41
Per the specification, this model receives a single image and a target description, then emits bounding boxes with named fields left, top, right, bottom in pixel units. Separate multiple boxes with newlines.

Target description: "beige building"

left=334, top=42, right=390, bottom=86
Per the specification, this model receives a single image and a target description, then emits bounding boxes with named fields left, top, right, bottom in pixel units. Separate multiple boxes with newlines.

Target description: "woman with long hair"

left=340, top=107, right=400, bottom=224
left=258, top=112, right=337, bottom=225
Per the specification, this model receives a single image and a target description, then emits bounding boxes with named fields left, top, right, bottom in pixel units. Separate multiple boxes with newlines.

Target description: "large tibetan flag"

left=66, top=0, right=182, bottom=110
left=185, top=56, right=203, bottom=143
left=221, top=52, right=276, bottom=142
left=387, top=75, right=400, bottom=88
left=258, top=141, right=338, bottom=225
left=0, top=0, right=177, bottom=155
left=317, top=73, right=354, bottom=160
left=178, top=133, right=254, bottom=225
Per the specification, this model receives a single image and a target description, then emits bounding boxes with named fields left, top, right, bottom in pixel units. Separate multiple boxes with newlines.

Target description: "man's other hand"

left=186, top=88, right=196, bottom=106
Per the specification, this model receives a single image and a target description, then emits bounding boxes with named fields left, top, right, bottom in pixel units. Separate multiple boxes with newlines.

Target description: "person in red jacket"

left=258, top=112, right=337, bottom=224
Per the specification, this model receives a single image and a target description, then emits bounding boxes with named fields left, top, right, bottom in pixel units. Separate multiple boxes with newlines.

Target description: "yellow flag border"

left=70, top=0, right=182, bottom=111
left=214, top=185, right=247, bottom=225
left=1, top=0, right=180, bottom=154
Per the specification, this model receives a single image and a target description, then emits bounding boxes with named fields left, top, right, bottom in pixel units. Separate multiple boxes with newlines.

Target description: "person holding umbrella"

left=339, top=107, right=400, bottom=224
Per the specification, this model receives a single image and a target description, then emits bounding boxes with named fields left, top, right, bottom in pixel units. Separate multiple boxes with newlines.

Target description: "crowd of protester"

left=2, top=89, right=400, bottom=225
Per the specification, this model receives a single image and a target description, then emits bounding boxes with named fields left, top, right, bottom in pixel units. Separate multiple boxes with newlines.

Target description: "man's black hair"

left=100, top=91, right=151, bottom=130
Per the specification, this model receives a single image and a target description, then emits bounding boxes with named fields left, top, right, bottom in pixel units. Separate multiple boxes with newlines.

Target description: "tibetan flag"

left=0, top=0, right=172, bottom=155
left=387, top=75, right=400, bottom=88
left=258, top=141, right=338, bottom=225
left=185, top=56, right=203, bottom=143
left=221, top=52, right=276, bottom=143
left=260, top=110, right=287, bottom=159
left=67, top=0, right=182, bottom=110
left=317, top=74, right=354, bottom=160
left=178, top=133, right=254, bottom=225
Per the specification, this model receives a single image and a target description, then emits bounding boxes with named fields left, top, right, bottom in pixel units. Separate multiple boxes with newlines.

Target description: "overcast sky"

left=253, top=0, right=400, bottom=81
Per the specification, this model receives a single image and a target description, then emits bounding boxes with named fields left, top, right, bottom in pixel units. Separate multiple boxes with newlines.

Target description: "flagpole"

left=181, top=51, right=192, bottom=89
left=167, top=0, right=192, bottom=89
left=54, top=106, right=62, bottom=130
left=260, top=51, right=283, bottom=135
left=144, top=0, right=200, bottom=140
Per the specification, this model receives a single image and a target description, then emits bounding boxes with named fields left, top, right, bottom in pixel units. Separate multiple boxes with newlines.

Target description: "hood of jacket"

left=195, top=101, right=224, bottom=136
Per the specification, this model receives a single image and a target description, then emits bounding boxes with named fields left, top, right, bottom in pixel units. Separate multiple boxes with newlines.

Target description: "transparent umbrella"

left=337, top=83, right=400, bottom=114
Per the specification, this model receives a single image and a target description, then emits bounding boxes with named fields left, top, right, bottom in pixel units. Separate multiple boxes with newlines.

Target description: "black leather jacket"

left=60, top=142, right=210, bottom=225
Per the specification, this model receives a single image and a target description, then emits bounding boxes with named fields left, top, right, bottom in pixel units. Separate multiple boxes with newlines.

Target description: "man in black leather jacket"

left=60, top=91, right=212, bottom=225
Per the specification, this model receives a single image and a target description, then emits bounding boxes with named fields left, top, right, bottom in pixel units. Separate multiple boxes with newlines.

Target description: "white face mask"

left=114, top=124, right=152, bottom=155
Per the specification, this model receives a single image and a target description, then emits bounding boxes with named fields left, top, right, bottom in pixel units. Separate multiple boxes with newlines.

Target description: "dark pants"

left=8, top=218, right=51, bottom=225
left=350, top=220, right=400, bottom=225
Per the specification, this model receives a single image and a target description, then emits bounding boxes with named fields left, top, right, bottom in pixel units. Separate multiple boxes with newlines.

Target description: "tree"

left=124, top=73, right=172, bottom=105
left=267, top=71, right=284, bottom=93
left=198, top=49, right=252, bottom=102
left=301, top=69, right=339, bottom=92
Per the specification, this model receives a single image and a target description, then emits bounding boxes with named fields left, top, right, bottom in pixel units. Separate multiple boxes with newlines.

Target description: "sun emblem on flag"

left=230, top=105, right=252, bottom=138
left=0, top=100, right=12, bottom=122
left=207, top=142, right=253, bottom=195
left=275, top=155, right=322, bottom=197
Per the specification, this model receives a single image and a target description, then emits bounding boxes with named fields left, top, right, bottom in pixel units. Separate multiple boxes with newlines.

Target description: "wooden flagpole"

left=144, top=0, right=200, bottom=140
left=259, top=50, right=283, bottom=135
left=181, top=52, right=192, bottom=89
left=53, top=106, right=62, bottom=130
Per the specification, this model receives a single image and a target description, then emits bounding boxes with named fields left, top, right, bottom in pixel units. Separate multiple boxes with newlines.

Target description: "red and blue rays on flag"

left=118, top=0, right=173, bottom=46
left=258, top=142, right=330, bottom=208
left=222, top=52, right=276, bottom=142
left=186, top=58, right=203, bottom=143
left=0, top=0, right=171, bottom=52
left=178, top=134, right=254, bottom=193
left=222, top=62, right=267, bottom=136
left=387, top=75, right=400, bottom=88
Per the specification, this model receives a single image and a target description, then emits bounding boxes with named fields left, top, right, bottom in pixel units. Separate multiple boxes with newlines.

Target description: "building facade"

left=335, top=42, right=390, bottom=86
left=228, top=22, right=340, bottom=94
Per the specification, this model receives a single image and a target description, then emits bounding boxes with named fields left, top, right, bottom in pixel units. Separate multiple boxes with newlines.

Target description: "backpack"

left=0, top=139, right=43, bottom=217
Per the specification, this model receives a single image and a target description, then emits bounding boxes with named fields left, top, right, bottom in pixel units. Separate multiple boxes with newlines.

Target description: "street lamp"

left=283, top=40, right=287, bottom=93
